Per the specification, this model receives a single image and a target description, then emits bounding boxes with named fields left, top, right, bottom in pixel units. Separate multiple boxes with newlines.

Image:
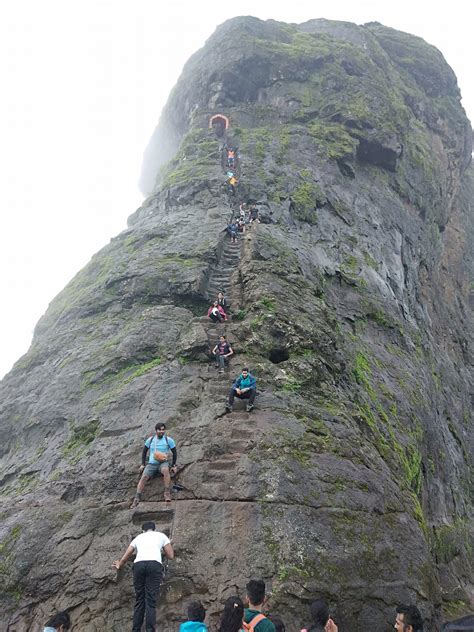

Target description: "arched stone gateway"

left=209, top=114, right=229, bottom=136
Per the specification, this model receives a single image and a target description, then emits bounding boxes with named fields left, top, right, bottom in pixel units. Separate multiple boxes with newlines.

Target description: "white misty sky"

left=0, top=0, right=472, bottom=379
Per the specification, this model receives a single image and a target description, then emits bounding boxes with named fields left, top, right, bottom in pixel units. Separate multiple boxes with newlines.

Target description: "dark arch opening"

left=209, top=114, right=229, bottom=138
left=269, top=348, right=290, bottom=364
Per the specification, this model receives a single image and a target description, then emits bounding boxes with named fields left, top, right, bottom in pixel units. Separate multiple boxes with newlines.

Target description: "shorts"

left=144, top=461, right=169, bottom=478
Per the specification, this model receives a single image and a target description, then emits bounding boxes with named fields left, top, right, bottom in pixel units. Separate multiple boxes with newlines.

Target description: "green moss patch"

left=291, top=169, right=326, bottom=224
left=309, top=121, right=358, bottom=161
left=62, top=419, right=100, bottom=464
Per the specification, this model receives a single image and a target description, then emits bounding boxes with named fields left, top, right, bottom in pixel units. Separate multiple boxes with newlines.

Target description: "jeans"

left=228, top=388, right=256, bottom=405
left=132, top=560, right=164, bottom=632
left=215, top=354, right=227, bottom=369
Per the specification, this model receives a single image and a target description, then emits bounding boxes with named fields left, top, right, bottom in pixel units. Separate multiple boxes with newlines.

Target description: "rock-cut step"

left=208, top=456, right=241, bottom=471
left=206, top=384, right=230, bottom=396
left=210, top=266, right=236, bottom=275
left=131, top=505, right=174, bottom=533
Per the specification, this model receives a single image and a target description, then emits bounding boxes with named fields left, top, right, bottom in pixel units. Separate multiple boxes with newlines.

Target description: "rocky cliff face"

left=1, top=17, right=473, bottom=632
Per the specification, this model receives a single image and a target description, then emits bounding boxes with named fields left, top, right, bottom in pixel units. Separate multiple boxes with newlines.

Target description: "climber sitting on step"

left=208, top=300, right=227, bottom=323
left=225, top=367, right=257, bottom=412
left=131, top=422, right=177, bottom=507
left=213, top=335, right=234, bottom=373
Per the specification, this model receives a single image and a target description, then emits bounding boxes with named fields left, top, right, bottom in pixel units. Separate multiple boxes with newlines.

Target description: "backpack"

left=243, top=614, right=266, bottom=631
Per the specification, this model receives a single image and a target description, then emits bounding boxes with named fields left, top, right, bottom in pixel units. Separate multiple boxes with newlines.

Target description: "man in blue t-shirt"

left=131, top=422, right=177, bottom=507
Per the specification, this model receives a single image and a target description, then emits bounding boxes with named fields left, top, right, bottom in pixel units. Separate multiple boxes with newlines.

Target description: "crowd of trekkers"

left=225, top=202, right=260, bottom=242
left=43, top=576, right=432, bottom=631
left=40, top=128, right=472, bottom=632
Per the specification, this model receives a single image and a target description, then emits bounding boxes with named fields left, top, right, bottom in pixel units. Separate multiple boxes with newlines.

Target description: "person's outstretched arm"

left=163, top=542, right=174, bottom=559
left=113, top=544, right=135, bottom=570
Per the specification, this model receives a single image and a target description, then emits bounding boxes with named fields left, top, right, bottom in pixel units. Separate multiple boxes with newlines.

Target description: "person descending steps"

left=131, top=422, right=178, bottom=507
left=225, top=146, right=238, bottom=169
left=113, top=521, right=174, bottom=632
left=227, top=220, right=238, bottom=243
left=225, top=367, right=257, bottom=413
left=227, top=172, right=238, bottom=196
left=212, top=335, right=234, bottom=373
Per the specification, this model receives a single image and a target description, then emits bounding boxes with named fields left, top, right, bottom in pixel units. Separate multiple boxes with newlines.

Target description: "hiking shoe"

left=219, top=369, right=224, bottom=374
left=164, top=489, right=172, bottom=503
left=246, top=403, right=254, bottom=412
left=225, top=403, right=233, bottom=413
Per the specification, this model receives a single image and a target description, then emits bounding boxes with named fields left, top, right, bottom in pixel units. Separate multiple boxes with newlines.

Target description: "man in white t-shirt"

left=113, top=521, right=174, bottom=632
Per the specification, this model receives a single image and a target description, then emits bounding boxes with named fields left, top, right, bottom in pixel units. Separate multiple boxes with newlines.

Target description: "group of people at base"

left=43, top=555, right=431, bottom=632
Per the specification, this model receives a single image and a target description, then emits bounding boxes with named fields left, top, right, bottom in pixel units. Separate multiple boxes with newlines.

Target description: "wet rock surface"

left=1, top=16, right=473, bottom=632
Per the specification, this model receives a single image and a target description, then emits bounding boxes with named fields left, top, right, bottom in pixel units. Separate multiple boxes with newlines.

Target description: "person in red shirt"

left=208, top=301, right=226, bottom=323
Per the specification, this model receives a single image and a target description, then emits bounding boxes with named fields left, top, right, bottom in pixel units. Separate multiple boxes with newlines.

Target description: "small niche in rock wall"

left=269, top=348, right=290, bottom=364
